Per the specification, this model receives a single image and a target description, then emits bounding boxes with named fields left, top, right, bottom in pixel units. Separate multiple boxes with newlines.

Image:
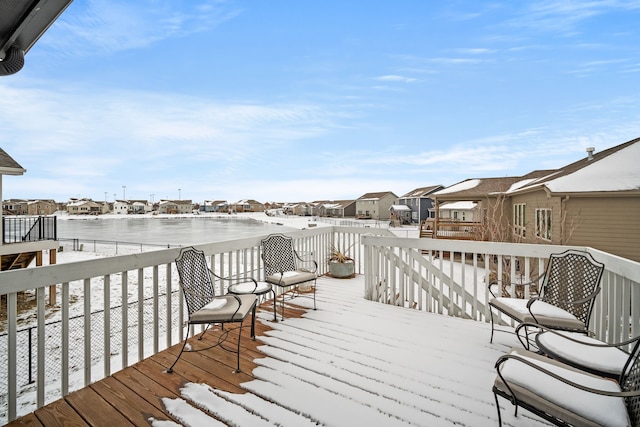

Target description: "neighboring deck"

left=6, top=276, right=550, bottom=426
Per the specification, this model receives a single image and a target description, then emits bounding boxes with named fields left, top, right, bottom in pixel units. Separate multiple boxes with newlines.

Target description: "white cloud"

left=373, top=75, right=417, bottom=83
left=43, top=0, right=241, bottom=55
left=509, top=0, right=640, bottom=34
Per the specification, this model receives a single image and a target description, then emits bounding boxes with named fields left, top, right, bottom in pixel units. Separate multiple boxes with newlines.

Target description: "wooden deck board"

left=32, top=399, right=88, bottom=427
left=90, top=376, right=175, bottom=426
left=64, top=386, right=133, bottom=426
left=4, top=279, right=551, bottom=426
left=112, top=366, right=180, bottom=415
left=3, top=413, right=43, bottom=427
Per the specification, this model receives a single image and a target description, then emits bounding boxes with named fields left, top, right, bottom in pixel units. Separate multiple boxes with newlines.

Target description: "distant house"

left=398, top=185, right=444, bottom=224
left=158, top=200, right=193, bottom=214
left=200, top=200, right=228, bottom=213
left=431, top=171, right=557, bottom=242
left=113, top=200, right=130, bottom=214
left=263, top=201, right=283, bottom=211
left=27, top=199, right=57, bottom=216
left=432, top=137, right=640, bottom=262
left=284, top=202, right=313, bottom=216
left=233, top=199, right=264, bottom=213
left=3, top=199, right=28, bottom=215
left=66, top=199, right=104, bottom=215
left=506, top=138, right=640, bottom=262
left=356, top=191, right=398, bottom=220
left=131, top=200, right=151, bottom=214
left=315, top=200, right=356, bottom=218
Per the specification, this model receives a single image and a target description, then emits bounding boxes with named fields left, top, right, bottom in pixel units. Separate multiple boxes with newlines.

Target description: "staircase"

left=419, top=220, right=434, bottom=238
left=1, top=251, right=36, bottom=271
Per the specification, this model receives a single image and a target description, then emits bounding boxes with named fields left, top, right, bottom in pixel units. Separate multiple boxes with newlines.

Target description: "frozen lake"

left=56, top=215, right=296, bottom=246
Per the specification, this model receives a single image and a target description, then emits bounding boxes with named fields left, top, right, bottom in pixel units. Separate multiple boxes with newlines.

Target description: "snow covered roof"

left=435, top=179, right=481, bottom=194
left=439, top=201, right=477, bottom=210
left=509, top=137, right=640, bottom=195
left=389, top=204, right=411, bottom=211
left=401, top=185, right=443, bottom=198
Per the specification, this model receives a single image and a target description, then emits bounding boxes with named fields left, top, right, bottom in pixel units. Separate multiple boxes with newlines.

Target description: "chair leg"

left=250, top=303, right=257, bottom=340
left=280, top=293, right=284, bottom=321
left=490, top=310, right=495, bottom=343
left=312, top=279, right=317, bottom=310
left=166, top=333, right=189, bottom=373
left=233, top=321, right=244, bottom=373
left=271, top=289, right=277, bottom=321
left=493, top=392, right=503, bottom=427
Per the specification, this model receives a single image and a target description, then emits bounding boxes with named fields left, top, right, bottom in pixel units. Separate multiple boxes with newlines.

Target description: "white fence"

left=363, top=236, right=640, bottom=343
left=1, top=226, right=639, bottom=423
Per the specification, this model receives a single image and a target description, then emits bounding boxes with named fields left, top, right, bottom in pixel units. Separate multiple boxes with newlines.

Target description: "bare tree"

left=472, top=195, right=533, bottom=298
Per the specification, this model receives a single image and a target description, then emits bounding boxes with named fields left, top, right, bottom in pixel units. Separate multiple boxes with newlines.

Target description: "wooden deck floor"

left=5, top=300, right=304, bottom=427
left=5, top=277, right=551, bottom=427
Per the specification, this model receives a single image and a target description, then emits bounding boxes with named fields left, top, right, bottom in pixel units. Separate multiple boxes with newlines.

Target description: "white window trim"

left=513, top=203, right=526, bottom=238
left=535, top=208, right=552, bottom=241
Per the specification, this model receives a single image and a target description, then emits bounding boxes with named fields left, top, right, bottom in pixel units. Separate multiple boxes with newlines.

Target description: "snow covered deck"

left=7, top=275, right=550, bottom=426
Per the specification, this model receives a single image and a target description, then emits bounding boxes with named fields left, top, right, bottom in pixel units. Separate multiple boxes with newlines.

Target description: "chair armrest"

left=209, top=268, right=259, bottom=292
left=495, top=353, right=640, bottom=398
left=564, top=287, right=601, bottom=306
left=527, top=287, right=601, bottom=311
left=294, top=250, right=318, bottom=273
left=488, top=281, right=498, bottom=298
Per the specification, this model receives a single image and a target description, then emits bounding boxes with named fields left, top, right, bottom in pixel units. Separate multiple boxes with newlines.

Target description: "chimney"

left=586, top=147, right=595, bottom=161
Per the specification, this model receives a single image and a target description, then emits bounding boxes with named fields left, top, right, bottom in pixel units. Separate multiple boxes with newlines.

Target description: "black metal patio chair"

left=493, top=340, right=640, bottom=427
left=261, top=233, right=317, bottom=321
left=167, top=247, right=258, bottom=374
left=488, top=249, right=604, bottom=344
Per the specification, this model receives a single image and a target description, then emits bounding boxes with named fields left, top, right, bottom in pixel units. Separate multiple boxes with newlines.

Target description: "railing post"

left=28, top=327, right=34, bottom=384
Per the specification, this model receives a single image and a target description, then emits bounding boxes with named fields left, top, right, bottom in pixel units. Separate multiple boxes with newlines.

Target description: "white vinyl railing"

left=1, top=226, right=639, bottom=423
left=363, top=236, right=640, bottom=343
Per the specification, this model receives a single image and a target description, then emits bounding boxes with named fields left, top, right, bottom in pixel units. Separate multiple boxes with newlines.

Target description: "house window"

left=536, top=208, right=552, bottom=241
left=513, top=203, right=526, bottom=238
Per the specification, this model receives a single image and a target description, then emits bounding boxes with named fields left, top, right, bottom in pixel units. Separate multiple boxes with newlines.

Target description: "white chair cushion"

left=490, top=297, right=586, bottom=330
left=190, top=294, right=257, bottom=323
left=266, top=270, right=316, bottom=287
left=537, top=331, right=630, bottom=377
left=497, top=348, right=629, bottom=427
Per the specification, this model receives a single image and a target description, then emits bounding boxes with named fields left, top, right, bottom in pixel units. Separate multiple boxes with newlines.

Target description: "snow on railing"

left=1, top=226, right=639, bottom=423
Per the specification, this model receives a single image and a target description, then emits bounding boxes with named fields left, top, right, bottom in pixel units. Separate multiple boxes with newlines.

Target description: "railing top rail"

left=0, top=226, right=384, bottom=294
left=361, top=235, right=640, bottom=282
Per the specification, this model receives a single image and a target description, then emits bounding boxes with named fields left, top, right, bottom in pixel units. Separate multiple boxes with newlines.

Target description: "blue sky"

left=2, top=0, right=639, bottom=204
